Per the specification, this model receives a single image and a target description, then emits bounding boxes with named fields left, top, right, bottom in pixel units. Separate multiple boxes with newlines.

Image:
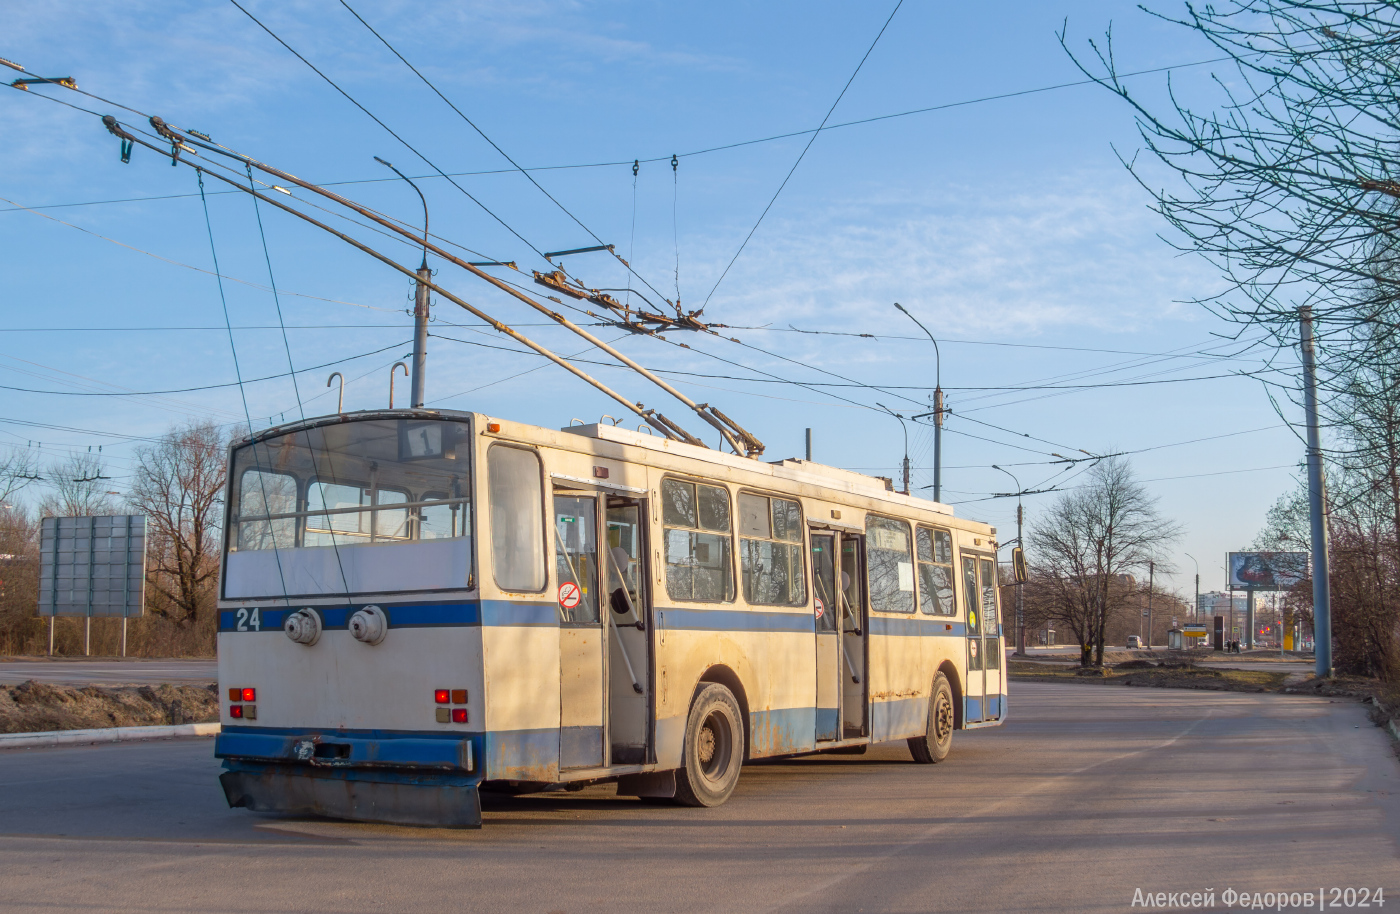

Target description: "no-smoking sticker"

left=558, top=581, right=581, bottom=610
left=814, top=597, right=825, bottom=619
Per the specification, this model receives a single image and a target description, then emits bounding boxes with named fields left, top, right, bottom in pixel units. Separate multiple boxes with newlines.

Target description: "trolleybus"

left=215, top=409, right=1006, bottom=827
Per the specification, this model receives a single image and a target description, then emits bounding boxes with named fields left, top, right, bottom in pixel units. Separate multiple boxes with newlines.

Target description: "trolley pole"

left=1300, top=306, right=1333, bottom=677
left=805, top=428, right=812, bottom=461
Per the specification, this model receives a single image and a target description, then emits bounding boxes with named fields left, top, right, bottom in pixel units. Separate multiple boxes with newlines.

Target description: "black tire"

left=907, top=673, right=955, bottom=764
left=674, top=684, right=745, bottom=807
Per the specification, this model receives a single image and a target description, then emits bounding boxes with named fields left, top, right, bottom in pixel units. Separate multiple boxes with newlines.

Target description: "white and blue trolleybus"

left=216, top=409, right=1006, bottom=828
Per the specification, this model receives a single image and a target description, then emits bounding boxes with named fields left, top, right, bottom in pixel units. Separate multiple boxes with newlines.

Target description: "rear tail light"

left=241, top=687, right=256, bottom=702
left=228, top=688, right=240, bottom=702
left=451, top=708, right=468, bottom=724
left=451, top=689, right=468, bottom=704
left=434, top=689, right=450, bottom=704
left=230, top=705, right=244, bottom=719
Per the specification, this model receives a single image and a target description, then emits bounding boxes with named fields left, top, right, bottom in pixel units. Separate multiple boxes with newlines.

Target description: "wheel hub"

left=697, top=725, right=716, bottom=764
left=934, top=695, right=954, bottom=741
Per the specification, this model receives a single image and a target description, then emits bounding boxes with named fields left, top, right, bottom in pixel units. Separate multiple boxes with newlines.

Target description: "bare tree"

left=127, top=421, right=227, bottom=629
left=0, top=447, right=39, bottom=510
left=1027, top=457, right=1181, bottom=666
left=38, top=451, right=119, bottom=518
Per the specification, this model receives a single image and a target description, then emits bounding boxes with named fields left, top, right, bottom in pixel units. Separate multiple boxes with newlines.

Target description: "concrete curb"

left=0, top=722, right=221, bottom=750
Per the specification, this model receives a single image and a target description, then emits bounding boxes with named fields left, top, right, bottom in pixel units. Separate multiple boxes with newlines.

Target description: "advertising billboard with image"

left=1228, top=552, right=1308, bottom=591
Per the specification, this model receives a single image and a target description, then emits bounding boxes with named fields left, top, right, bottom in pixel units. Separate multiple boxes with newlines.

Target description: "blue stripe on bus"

left=867, top=616, right=967, bottom=637
left=219, top=600, right=555, bottom=632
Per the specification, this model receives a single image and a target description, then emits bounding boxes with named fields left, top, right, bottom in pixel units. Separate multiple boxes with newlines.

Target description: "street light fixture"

left=894, top=303, right=943, bottom=503
left=991, top=464, right=1027, bottom=657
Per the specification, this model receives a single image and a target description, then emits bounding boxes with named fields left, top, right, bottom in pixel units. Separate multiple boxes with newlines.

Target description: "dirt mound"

left=0, top=680, right=218, bottom=734
left=1114, top=660, right=1157, bottom=670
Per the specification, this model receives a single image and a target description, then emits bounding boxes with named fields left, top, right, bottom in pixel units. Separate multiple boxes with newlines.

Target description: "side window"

left=916, top=526, right=955, bottom=616
left=662, top=478, right=734, bottom=603
left=963, top=556, right=980, bottom=636
left=738, top=492, right=806, bottom=606
left=488, top=446, right=546, bottom=592
left=235, top=468, right=297, bottom=551
left=866, top=515, right=915, bottom=613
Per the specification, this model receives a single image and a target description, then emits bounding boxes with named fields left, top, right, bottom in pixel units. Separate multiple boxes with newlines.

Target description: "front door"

left=554, top=492, right=605, bottom=769
left=979, top=557, right=1003, bottom=720
left=840, top=534, right=868, bottom=738
left=962, top=555, right=986, bottom=722
left=810, top=533, right=841, bottom=741
left=605, top=497, right=652, bottom=765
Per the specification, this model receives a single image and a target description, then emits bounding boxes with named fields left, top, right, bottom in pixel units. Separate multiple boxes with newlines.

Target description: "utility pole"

left=376, top=157, right=431, bottom=408
left=805, top=428, right=812, bottom=461
left=894, top=303, right=943, bottom=502
left=1147, top=561, right=1154, bottom=649
left=877, top=403, right=910, bottom=495
left=1300, top=307, right=1333, bottom=677
left=991, top=464, right=1026, bottom=656
left=1015, top=501, right=1025, bottom=656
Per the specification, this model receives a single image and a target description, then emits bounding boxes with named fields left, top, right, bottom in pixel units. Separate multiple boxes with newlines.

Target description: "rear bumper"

left=216, top=726, right=483, bottom=828
left=220, top=762, right=482, bottom=828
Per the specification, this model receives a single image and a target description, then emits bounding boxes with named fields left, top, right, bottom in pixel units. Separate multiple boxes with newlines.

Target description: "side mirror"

left=1012, top=547, right=1027, bottom=584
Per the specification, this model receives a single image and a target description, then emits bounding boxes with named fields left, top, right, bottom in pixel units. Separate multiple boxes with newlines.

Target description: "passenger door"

left=979, top=557, right=1003, bottom=720
left=962, top=555, right=986, bottom=722
left=810, top=533, right=841, bottom=741
left=840, top=534, right=868, bottom=738
left=554, top=492, right=604, bottom=769
left=605, top=497, right=652, bottom=765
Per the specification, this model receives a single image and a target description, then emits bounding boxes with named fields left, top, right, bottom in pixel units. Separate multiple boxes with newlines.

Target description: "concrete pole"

left=1300, top=306, right=1333, bottom=677
left=1246, top=586, right=1256, bottom=651
left=1015, top=502, right=1025, bottom=656
left=933, top=387, right=943, bottom=503
left=1147, top=562, right=1154, bottom=649
left=410, top=264, right=430, bottom=408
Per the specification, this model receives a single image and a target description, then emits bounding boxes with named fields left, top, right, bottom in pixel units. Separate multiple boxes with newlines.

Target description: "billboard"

left=38, top=515, right=147, bottom=618
left=1228, top=552, right=1308, bottom=591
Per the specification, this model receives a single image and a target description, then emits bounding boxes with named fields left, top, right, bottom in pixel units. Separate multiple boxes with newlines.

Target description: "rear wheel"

left=674, top=684, right=745, bottom=807
left=907, top=673, right=955, bottom=764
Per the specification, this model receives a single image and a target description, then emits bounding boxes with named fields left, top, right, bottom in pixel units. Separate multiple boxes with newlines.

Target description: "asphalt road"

left=0, top=683, right=1395, bottom=913
left=0, top=659, right=217, bottom=686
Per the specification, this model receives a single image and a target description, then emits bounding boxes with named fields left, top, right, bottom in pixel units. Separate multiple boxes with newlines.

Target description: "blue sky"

left=0, top=1, right=1303, bottom=601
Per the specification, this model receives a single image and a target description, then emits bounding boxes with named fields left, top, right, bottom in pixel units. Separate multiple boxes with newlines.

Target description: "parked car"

left=1126, top=635, right=1143, bottom=649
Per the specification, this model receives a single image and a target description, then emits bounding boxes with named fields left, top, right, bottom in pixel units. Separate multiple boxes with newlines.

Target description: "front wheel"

left=674, top=684, right=745, bottom=807
left=907, top=673, right=955, bottom=764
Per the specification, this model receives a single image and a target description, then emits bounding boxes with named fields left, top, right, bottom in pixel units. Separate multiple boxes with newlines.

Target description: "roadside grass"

left=1008, top=661, right=1288, bottom=692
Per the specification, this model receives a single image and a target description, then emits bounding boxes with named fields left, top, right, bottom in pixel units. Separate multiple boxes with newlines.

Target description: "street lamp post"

left=894, top=303, right=943, bottom=503
left=1184, top=551, right=1200, bottom=624
left=991, top=464, right=1026, bottom=657
left=876, top=403, right=911, bottom=495
left=375, top=156, right=431, bottom=409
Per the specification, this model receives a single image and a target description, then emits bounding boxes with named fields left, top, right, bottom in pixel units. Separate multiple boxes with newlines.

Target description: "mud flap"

left=220, top=765, right=483, bottom=829
left=615, top=769, right=676, bottom=798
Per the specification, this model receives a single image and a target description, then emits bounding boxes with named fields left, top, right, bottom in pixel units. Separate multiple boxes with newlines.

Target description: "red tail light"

left=241, top=687, right=256, bottom=702
left=434, top=689, right=450, bottom=704
left=230, top=705, right=244, bottom=719
left=451, top=708, right=468, bottom=724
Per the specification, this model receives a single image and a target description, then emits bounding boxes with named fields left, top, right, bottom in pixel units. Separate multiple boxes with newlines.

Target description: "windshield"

left=224, top=418, right=473, bottom=599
